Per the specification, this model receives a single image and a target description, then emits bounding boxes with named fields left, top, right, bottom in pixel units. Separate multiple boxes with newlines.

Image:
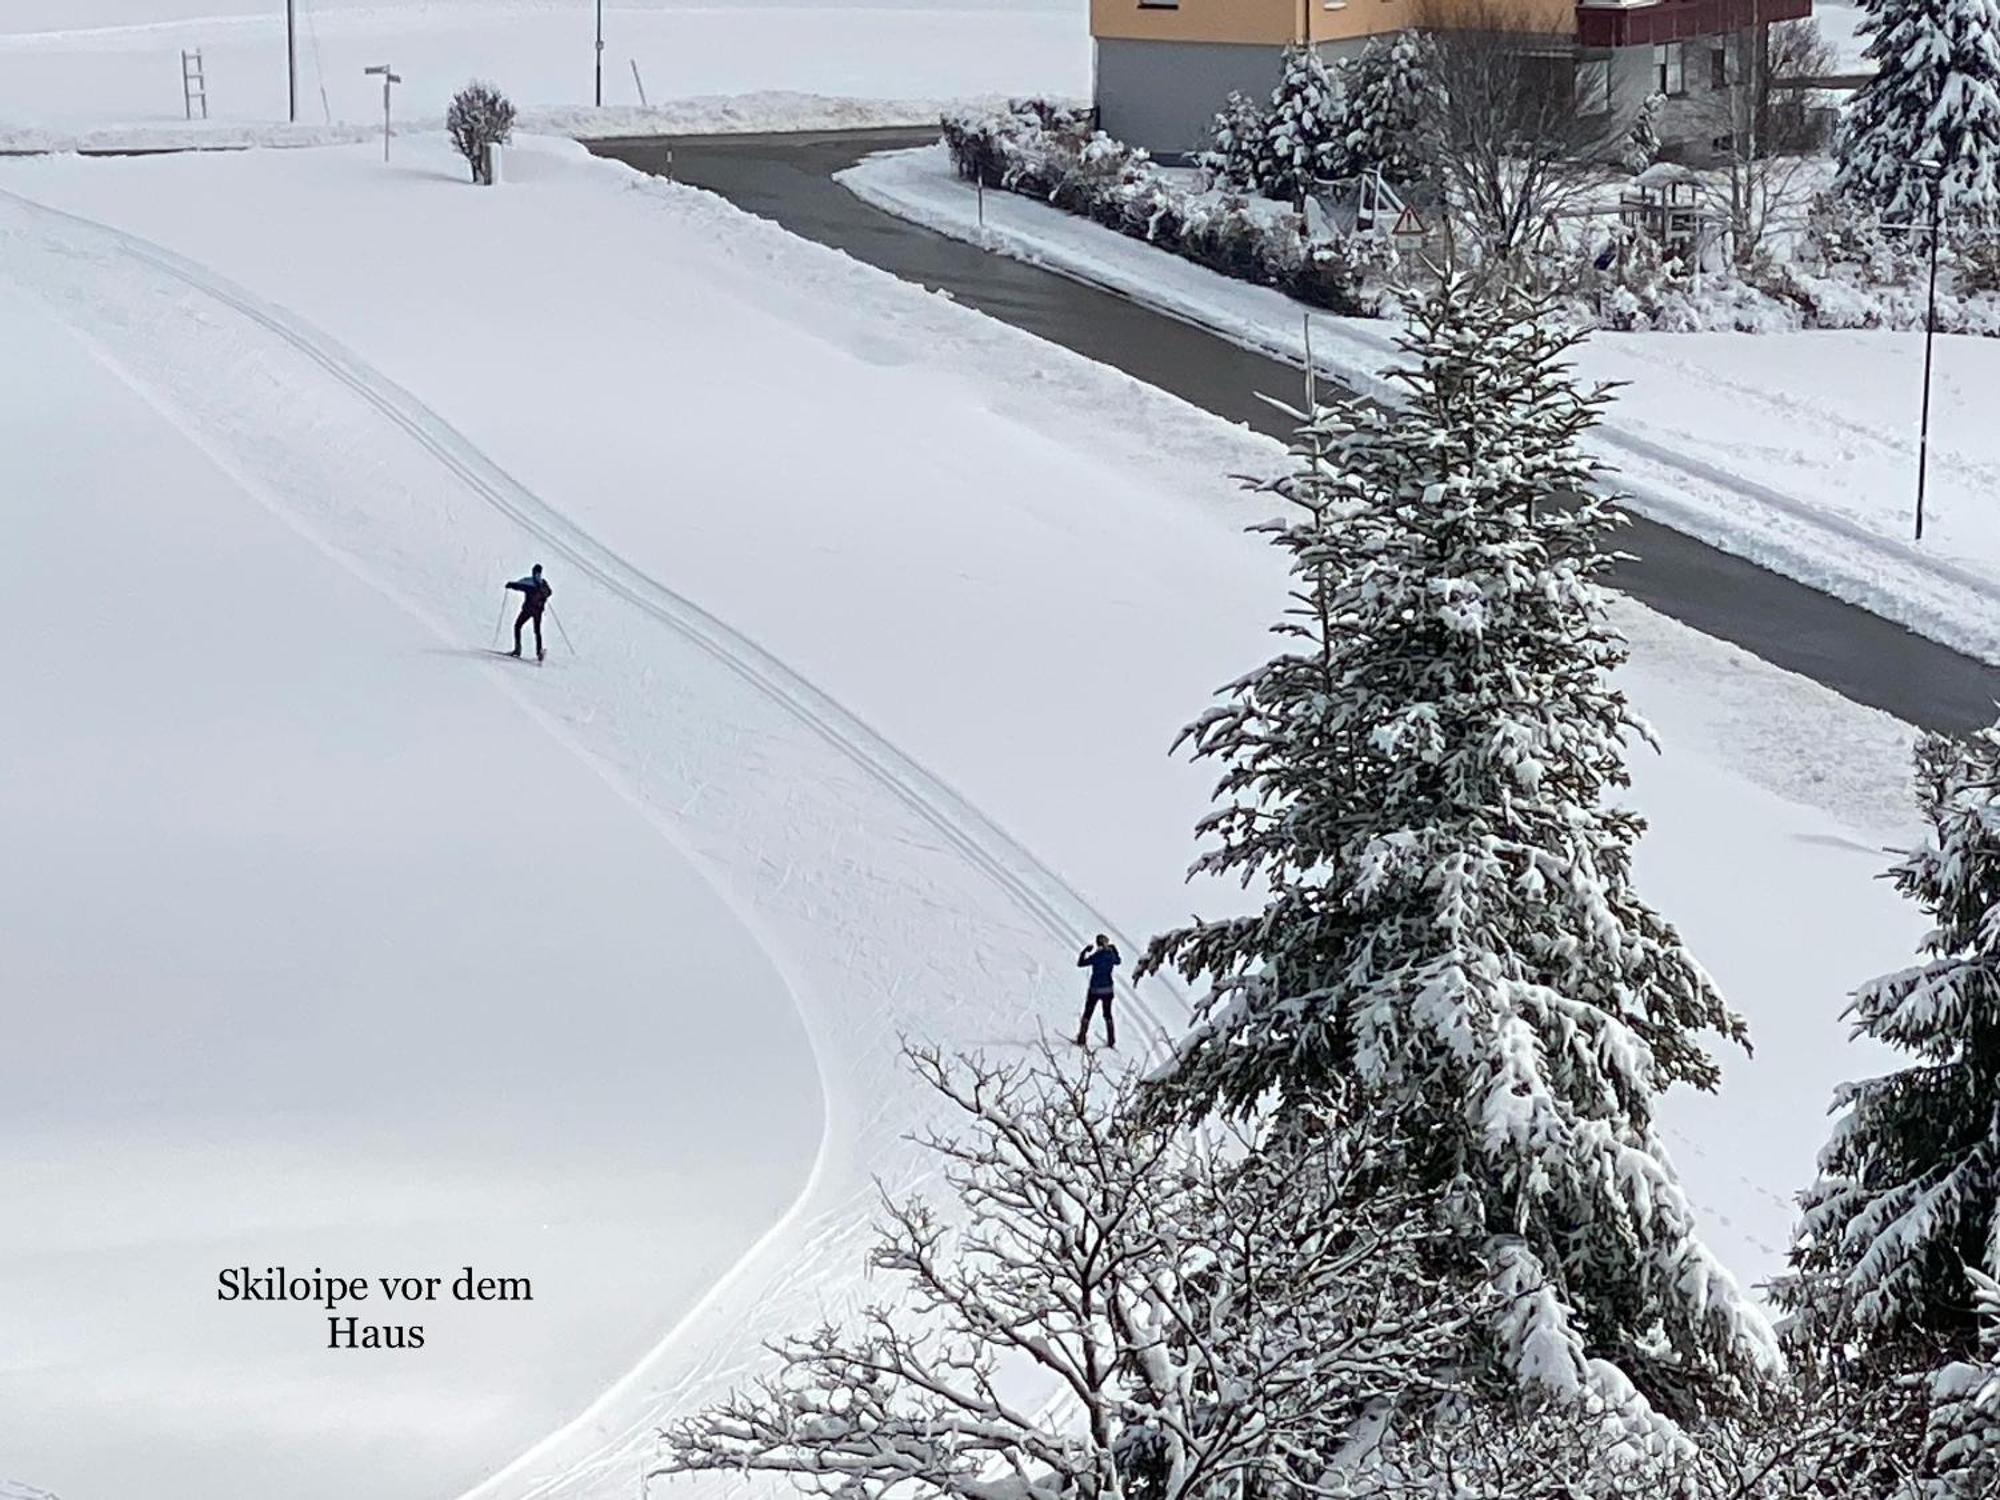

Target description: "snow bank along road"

left=0, top=137, right=1932, bottom=1500
left=599, top=130, right=2000, bottom=734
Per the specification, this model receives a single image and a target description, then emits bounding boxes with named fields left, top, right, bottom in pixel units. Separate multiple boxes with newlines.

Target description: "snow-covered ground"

left=844, top=143, right=2000, bottom=665
left=0, top=278, right=822, bottom=1500
left=0, top=0, right=1085, bottom=151
left=0, top=135, right=1928, bottom=1499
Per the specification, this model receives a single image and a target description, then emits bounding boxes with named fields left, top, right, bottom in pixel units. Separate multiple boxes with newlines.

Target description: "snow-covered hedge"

left=1564, top=216, right=2000, bottom=336
left=942, top=100, right=1389, bottom=315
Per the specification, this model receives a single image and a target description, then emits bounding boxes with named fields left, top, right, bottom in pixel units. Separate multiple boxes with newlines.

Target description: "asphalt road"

left=589, top=129, right=2000, bottom=736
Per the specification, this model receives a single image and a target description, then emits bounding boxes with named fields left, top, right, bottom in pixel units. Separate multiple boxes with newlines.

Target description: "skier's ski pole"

left=549, top=605, right=577, bottom=657
left=492, top=593, right=510, bottom=648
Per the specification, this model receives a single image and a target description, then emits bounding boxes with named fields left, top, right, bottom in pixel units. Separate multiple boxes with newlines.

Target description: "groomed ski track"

left=0, top=189, right=1189, bottom=1500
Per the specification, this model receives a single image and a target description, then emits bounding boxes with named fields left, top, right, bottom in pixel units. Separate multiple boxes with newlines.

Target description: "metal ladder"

left=182, top=49, right=208, bottom=121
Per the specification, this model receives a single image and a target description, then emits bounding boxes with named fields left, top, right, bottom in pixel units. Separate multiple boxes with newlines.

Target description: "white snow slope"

left=0, top=0, right=1086, bottom=151
left=0, top=136, right=1926, bottom=1500
left=843, top=144, right=2000, bottom=665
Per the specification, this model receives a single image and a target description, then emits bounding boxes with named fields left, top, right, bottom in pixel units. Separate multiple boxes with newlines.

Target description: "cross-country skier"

left=505, top=564, right=553, bottom=661
left=1075, top=934, right=1120, bottom=1048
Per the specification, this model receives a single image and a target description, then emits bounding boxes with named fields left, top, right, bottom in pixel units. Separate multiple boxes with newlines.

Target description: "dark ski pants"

left=514, top=608, right=545, bottom=657
left=1077, top=990, right=1115, bottom=1047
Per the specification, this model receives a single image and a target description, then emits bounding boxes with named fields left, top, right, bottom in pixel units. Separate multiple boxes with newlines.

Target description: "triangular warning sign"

left=1391, top=204, right=1427, bottom=238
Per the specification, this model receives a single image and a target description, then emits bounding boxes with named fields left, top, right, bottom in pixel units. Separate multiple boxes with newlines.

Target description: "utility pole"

left=286, top=0, right=298, bottom=123
left=595, top=0, right=605, bottom=107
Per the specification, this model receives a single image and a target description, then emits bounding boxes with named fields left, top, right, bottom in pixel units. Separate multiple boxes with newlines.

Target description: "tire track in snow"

left=0, top=187, right=1191, bottom=1500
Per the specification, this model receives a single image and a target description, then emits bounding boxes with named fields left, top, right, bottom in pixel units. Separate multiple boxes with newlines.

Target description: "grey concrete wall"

left=1095, top=37, right=1308, bottom=159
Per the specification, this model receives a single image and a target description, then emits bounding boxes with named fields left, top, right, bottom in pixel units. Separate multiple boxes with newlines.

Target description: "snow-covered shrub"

left=1261, top=43, right=1345, bottom=202
left=661, top=1044, right=1486, bottom=1500
left=1621, top=92, right=1665, bottom=175
left=942, top=102, right=1382, bottom=314
left=1141, top=275, right=1779, bottom=1429
left=446, top=80, right=515, bottom=186
left=1325, top=30, right=1434, bottom=185
left=1198, top=90, right=1270, bottom=191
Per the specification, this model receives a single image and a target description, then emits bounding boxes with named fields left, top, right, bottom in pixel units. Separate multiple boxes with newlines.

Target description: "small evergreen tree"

left=447, top=80, right=516, bottom=186
left=1781, top=722, right=2000, bottom=1494
left=1198, top=90, right=1271, bottom=191
left=1141, top=277, right=1777, bottom=1426
left=1325, top=30, right=1434, bottom=185
left=1838, top=0, right=2000, bottom=226
left=1260, top=43, right=1344, bottom=203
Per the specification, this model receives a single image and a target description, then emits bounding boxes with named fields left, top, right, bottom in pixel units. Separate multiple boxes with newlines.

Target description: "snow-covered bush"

left=446, top=80, right=515, bottom=186
left=1261, top=43, right=1345, bottom=203
left=1622, top=92, right=1665, bottom=175
left=1838, top=0, right=2000, bottom=227
left=660, top=1044, right=1487, bottom=1500
left=1324, top=30, right=1434, bottom=186
left=1140, top=275, right=1779, bottom=1430
left=1197, top=90, right=1270, bottom=191
left=942, top=102, right=1386, bottom=313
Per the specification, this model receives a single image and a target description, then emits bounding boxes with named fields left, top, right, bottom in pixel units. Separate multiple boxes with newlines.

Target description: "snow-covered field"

left=0, top=0, right=1087, bottom=151
left=0, top=133, right=1929, bottom=1499
left=844, top=143, right=2000, bottom=665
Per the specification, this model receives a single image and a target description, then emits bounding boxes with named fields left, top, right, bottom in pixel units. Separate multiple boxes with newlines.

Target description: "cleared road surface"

left=589, top=130, right=2000, bottom=737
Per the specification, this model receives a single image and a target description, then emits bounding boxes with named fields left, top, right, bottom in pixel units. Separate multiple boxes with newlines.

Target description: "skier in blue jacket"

left=1075, top=934, right=1120, bottom=1048
left=505, top=564, right=553, bottom=660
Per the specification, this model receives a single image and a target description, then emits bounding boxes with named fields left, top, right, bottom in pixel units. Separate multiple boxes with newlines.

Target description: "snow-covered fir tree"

left=1922, top=1270, right=2000, bottom=1497
left=1325, top=30, right=1434, bottom=185
left=1837, top=0, right=2000, bottom=226
left=1781, top=722, right=2000, bottom=1496
left=1260, top=43, right=1344, bottom=203
left=1140, top=276, right=1779, bottom=1429
left=1199, top=90, right=1271, bottom=191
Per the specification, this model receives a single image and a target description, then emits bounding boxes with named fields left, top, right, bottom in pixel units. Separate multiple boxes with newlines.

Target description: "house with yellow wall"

left=1090, top=0, right=1813, bottom=160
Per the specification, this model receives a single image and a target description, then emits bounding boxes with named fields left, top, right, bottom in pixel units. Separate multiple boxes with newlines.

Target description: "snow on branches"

left=446, top=80, right=515, bottom=186
left=1139, top=276, right=1776, bottom=1427
left=660, top=1044, right=1480, bottom=1500
left=1838, top=0, right=2000, bottom=226
left=1781, top=721, right=2000, bottom=1495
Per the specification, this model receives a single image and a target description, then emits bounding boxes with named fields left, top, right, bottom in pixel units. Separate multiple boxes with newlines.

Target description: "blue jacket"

left=1079, top=944, right=1121, bottom=994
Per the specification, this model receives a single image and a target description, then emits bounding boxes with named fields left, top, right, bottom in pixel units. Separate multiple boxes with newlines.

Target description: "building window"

left=1655, top=41, right=1686, bottom=97
left=1711, top=44, right=1729, bottom=90
left=1576, top=57, right=1612, bottom=117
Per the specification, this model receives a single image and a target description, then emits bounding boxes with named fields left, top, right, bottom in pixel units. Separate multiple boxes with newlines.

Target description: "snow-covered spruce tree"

left=1139, top=275, right=1778, bottom=1429
left=1837, top=0, right=2000, bottom=227
left=446, top=81, right=515, bottom=186
left=1325, top=30, right=1435, bottom=185
left=1923, top=1269, right=2000, bottom=1495
left=1198, top=91, right=1271, bottom=192
left=1260, top=43, right=1344, bottom=204
left=1780, top=722, right=2000, bottom=1495
left=662, top=1044, right=1484, bottom=1500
